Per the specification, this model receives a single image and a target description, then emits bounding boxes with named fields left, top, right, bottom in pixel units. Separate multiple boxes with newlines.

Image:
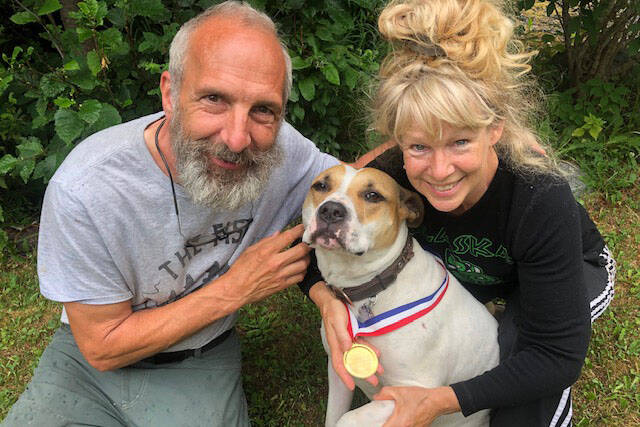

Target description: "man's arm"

left=66, top=224, right=310, bottom=371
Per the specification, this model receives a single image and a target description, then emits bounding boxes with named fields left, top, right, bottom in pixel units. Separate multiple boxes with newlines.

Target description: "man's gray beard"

left=169, top=114, right=283, bottom=211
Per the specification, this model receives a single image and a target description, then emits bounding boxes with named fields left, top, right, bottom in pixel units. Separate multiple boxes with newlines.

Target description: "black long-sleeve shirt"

left=299, top=147, right=603, bottom=415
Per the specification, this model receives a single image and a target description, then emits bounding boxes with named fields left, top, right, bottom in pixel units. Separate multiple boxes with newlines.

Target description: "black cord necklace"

left=154, top=118, right=185, bottom=235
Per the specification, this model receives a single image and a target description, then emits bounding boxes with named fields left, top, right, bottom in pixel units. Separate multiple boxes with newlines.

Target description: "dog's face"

left=302, top=165, right=424, bottom=255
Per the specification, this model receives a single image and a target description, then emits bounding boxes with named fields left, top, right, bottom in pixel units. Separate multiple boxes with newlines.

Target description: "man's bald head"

left=168, top=1, right=292, bottom=109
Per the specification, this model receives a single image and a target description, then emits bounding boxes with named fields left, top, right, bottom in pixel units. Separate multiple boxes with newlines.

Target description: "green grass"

left=1, top=187, right=639, bottom=425
left=0, top=251, right=61, bottom=415
left=572, top=190, right=640, bottom=426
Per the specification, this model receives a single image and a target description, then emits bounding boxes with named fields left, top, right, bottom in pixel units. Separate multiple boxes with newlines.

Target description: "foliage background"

left=1, top=0, right=640, bottom=425
left=0, top=0, right=387, bottom=249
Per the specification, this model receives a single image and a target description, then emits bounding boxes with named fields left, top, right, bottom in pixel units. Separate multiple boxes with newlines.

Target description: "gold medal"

left=343, top=343, right=378, bottom=379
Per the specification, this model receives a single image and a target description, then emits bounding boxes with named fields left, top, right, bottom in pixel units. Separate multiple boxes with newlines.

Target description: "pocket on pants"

left=118, top=368, right=150, bottom=409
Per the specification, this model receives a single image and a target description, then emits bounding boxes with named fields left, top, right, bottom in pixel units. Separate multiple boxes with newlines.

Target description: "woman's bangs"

left=392, top=78, right=494, bottom=140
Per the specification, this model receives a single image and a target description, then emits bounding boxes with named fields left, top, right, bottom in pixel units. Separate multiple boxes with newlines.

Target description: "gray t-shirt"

left=38, top=112, right=337, bottom=351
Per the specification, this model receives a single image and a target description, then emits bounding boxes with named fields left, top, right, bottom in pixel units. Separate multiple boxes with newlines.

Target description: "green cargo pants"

left=2, top=324, right=249, bottom=427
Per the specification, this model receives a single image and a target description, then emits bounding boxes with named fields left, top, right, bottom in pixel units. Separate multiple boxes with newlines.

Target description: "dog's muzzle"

left=310, top=201, right=350, bottom=250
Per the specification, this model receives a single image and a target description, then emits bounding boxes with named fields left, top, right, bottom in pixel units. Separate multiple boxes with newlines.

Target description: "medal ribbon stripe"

left=345, top=260, right=449, bottom=339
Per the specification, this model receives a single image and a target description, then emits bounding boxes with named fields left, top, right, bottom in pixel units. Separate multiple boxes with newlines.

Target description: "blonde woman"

left=300, top=0, right=615, bottom=425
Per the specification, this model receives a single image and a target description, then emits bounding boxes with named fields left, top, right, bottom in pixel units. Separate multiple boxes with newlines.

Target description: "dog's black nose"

left=318, top=201, right=347, bottom=224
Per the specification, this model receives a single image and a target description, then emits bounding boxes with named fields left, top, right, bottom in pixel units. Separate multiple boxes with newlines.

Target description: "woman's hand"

left=309, top=281, right=383, bottom=390
left=373, top=386, right=461, bottom=427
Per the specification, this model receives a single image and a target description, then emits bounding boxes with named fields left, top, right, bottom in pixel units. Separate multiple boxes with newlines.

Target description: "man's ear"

left=160, top=71, right=174, bottom=118
left=398, top=186, right=424, bottom=228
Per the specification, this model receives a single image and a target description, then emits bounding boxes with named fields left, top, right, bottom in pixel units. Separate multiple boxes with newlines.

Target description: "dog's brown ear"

left=398, top=186, right=424, bottom=228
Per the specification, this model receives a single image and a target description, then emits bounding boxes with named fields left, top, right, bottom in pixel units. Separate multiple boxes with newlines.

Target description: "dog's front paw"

left=335, top=400, right=394, bottom=427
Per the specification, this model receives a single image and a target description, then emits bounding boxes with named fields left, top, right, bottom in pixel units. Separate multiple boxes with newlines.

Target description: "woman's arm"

left=451, top=178, right=592, bottom=415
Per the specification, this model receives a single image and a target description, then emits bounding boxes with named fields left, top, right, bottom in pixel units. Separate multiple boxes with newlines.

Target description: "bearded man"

left=3, top=2, right=337, bottom=426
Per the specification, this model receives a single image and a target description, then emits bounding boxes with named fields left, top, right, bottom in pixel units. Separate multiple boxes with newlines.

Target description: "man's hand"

left=373, top=386, right=461, bottom=427
left=222, top=224, right=311, bottom=308
left=310, top=282, right=383, bottom=390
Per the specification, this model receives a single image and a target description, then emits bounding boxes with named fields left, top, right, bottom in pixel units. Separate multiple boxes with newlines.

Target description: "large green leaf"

left=40, top=74, right=66, bottom=98
left=87, top=50, right=102, bottom=76
left=55, top=109, right=85, bottom=144
left=292, top=104, right=305, bottom=121
left=32, top=114, right=52, bottom=129
left=10, top=12, right=37, bottom=25
left=68, top=67, right=99, bottom=91
left=0, top=75, right=14, bottom=96
left=36, top=97, right=48, bottom=116
left=299, top=77, right=316, bottom=101
left=316, top=26, right=334, bottom=42
left=54, top=97, right=75, bottom=108
left=77, top=27, right=93, bottom=43
left=138, top=32, right=163, bottom=53
left=344, top=66, right=358, bottom=90
left=76, top=0, right=107, bottom=22
left=32, top=154, right=59, bottom=182
left=0, top=154, right=18, bottom=174
left=87, top=103, right=122, bottom=133
left=290, top=56, right=311, bottom=70
left=17, top=138, right=44, bottom=160
left=63, top=60, right=81, bottom=71
left=322, top=63, right=340, bottom=85
left=38, top=0, right=63, bottom=15
left=101, top=28, right=125, bottom=50
left=79, top=100, right=103, bottom=124
left=129, top=0, right=169, bottom=20
left=19, top=159, right=36, bottom=183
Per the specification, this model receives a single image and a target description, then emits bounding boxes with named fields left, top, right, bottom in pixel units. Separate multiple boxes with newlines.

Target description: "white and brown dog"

left=302, top=165, right=499, bottom=427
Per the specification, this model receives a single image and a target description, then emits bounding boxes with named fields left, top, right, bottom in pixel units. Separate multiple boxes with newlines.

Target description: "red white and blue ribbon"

left=345, top=260, right=449, bottom=339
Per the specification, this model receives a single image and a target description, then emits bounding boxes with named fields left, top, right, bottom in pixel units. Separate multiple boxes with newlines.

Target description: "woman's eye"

left=364, top=191, right=384, bottom=203
left=312, top=181, right=328, bottom=192
left=454, top=139, right=469, bottom=147
left=411, top=144, right=427, bottom=151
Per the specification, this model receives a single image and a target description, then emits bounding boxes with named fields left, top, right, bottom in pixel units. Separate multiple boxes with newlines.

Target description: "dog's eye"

left=312, top=181, right=329, bottom=192
left=363, top=191, right=384, bottom=203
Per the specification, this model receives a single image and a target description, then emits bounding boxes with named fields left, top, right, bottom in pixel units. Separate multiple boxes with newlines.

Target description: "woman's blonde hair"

left=373, top=0, right=559, bottom=174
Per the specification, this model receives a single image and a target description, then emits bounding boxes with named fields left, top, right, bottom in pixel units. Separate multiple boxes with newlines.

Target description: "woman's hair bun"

left=377, top=0, right=531, bottom=81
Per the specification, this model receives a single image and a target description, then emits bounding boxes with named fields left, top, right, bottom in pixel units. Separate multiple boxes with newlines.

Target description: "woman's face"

left=399, top=122, right=503, bottom=215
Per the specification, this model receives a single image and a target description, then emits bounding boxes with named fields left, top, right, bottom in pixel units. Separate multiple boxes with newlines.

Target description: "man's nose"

left=220, top=108, right=251, bottom=153
left=429, top=150, right=454, bottom=181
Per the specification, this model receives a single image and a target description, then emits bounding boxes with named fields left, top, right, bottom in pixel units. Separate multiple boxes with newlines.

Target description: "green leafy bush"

left=0, top=0, right=386, bottom=249
left=260, top=0, right=385, bottom=157
left=515, top=1, right=640, bottom=202
left=545, top=79, right=640, bottom=202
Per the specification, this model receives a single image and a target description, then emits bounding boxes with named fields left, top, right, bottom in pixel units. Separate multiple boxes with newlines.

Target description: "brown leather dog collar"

left=328, top=235, right=414, bottom=303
